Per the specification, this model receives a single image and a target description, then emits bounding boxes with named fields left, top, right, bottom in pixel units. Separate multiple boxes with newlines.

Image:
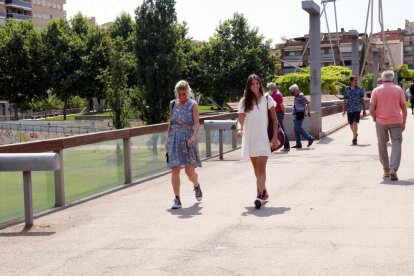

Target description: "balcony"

left=5, top=0, right=32, bottom=10
left=283, top=55, right=302, bottom=61
left=0, top=0, right=5, bottom=4
left=320, top=53, right=335, bottom=61
left=7, top=12, right=31, bottom=20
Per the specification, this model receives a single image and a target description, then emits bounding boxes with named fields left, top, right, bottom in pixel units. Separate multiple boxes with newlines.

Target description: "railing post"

left=123, top=138, right=132, bottom=184
left=205, top=129, right=212, bottom=158
left=232, top=129, right=237, bottom=149
left=23, top=171, right=33, bottom=227
left=219, top=130, right=223, bottom=160
left=54, top=149, right=65, bottom=207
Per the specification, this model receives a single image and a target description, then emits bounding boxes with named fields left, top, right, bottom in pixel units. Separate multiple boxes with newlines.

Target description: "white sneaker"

left=171, top=197, right=182, bottom=209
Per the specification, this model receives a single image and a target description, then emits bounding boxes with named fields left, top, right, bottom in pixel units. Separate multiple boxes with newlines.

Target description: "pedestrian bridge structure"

left=1, top=112, right=414, bottom=275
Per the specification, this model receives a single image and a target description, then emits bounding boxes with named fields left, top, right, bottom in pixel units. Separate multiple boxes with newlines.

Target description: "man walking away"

left=289, top=84, right=314, bottom=149
left=267, top=83, right=290, bottom=151
left=342, top=75, right=367, bottom=145
left=370, top=70, right=407, bottom=181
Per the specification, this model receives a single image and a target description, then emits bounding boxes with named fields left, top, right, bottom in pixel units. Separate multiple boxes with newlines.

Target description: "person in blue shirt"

left=342, top=75, right=367, bottom=145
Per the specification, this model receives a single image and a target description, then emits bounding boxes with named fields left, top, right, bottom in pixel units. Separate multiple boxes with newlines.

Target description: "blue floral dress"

left=167, top=99, right=202, bottom=168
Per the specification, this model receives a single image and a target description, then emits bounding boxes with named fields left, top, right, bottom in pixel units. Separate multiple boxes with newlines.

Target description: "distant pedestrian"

left=342, top=75, right=367, bottom=145
left=409, top=78, right=414, bottom=114
left=166, top=80, right=202, bottom=209
left=289, top=84, right=314, bottom=149
left=369, top=70, right=407, bottom=180
left=237, top=74, right=279, bottom=209
left=267, top=82, right=290, bottom=152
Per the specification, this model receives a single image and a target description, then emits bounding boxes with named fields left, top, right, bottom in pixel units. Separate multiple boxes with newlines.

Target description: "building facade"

left=277, top=29, right=364, bottom=75
left=277, top=28, right=409, bottom=75
left=0, top=0, right=65, bottom=28
left=404, top=20, right=414, bottom=69
left=32, top=0, right=65, bottom=28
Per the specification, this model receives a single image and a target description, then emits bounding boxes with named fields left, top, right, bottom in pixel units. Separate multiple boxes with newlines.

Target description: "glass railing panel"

left=63, top=140, right=124, bottom=203
left=131, top=132, right=169, bottom=182
left=0, top=171, right=55, bottom=224
left=198, top=128, right=241, bottom=158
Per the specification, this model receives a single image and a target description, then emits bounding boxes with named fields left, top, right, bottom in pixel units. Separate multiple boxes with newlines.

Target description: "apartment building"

left=277, top=29, right=366, bottom=75
left=32, top=0, right=65, bottom=28
left=404, top=20, right=414, bottom=69
left=0, top=0, right=65, bottom=28
left=277, top=28, right=409, bottom=75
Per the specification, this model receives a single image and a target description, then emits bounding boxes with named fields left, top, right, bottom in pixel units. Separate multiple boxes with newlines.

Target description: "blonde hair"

left=174, top=80, right=193, bottom=99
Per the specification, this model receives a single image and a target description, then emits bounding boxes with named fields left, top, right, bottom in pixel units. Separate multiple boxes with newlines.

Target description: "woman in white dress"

left=236, top=74, right=279, bottom=209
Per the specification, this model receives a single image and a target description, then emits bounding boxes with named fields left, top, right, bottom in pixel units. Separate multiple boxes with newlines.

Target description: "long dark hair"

left=243, top=74, right=264, bottom=113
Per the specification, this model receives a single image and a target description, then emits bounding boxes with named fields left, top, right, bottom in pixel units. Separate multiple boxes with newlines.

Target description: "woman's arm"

left=236, top=113, right=245, bottom=137
left=269, top=106, right=279, bottom=148
left=189, top=102, right=200, bottom=146
left=165, top=102, right=173, bottom=148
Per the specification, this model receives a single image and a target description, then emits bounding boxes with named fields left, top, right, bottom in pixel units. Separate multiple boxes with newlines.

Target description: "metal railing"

left=7, top=12, right=31, bottom=20
left=5, top=0, right=32, bottom=9
left=0, top=113, right=239, bottom=227
left=0, top=153, right=60, bottom=227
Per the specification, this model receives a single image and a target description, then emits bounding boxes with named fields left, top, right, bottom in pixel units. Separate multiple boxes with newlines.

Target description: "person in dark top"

left=409, top=78, right=414, bottom=114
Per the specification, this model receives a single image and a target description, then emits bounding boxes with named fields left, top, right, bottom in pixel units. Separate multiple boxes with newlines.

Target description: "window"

left=0, top=103, right=5, bottom=116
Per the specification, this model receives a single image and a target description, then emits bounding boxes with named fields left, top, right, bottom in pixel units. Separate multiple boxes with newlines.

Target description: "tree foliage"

left=102, top=37, right=133, bottom=129
left=198, top=13, right=276, bottom=105
left=134, top=0, right=182, bottom=124
left=275, top=66, right=352, bottom=95
left=0, top=20, right=48, bottom=118
left=43, top=14, right=109, bottom=119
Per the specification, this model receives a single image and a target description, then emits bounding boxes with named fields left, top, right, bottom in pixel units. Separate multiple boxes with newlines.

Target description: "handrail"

left=0, top=113, right=238, bottom=227
left=0, top=153, right=60, bottom=227
left=0, top=113, right=238, bottom=153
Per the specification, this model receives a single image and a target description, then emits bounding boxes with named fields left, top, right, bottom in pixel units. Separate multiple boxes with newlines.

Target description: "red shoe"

left=261, top=189, right=269, bottom=202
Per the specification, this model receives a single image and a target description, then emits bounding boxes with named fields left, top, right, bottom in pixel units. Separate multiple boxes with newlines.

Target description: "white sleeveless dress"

left=238, top=95, right=276, bottom=159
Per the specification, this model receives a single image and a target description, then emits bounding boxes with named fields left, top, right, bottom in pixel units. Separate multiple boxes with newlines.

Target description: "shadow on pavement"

left=380, top=179, right=414, bottom=186
left=241, top=206, right=291, bottom=217
left=353, top=144, right=371, bottom=147
left=166, top=203, right=203, bottom=219
left=318, top=137, right=334, bottom=144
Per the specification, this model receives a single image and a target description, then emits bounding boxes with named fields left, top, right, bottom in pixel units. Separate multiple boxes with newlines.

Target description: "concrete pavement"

left=1, top=112, right=414, bottom=275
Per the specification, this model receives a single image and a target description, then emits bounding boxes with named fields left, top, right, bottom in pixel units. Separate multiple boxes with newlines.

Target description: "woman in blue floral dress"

left=166, top=80, right=202, bottom=209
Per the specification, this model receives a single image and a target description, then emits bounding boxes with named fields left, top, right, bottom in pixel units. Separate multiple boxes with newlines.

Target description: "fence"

left=0, top=113, right=239, bottom=227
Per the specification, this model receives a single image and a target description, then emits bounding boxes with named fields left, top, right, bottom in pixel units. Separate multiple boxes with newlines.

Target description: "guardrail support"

left=203, top=120, right=237, bottom=160
left=123, top=138, right=132, bottom=184
left=0, top=153, right=60, bottom=227
left=23, top=171, right=33, bottom=227
left=54, top=150, right=64, bottom=207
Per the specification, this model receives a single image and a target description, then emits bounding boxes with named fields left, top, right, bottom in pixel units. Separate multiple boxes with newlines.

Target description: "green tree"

left=109, top=12, right=137, bottom=89
left=102, top=37, right=132, bottom=129
left=0, top=20, right=48, bottom=119
left=199, top=13, right=276, bottom=105
left=74, top=16, right=109, bottom=111
left=134, top=0, right=182, bottom=124
left=43, top=16, right=83, bottom=120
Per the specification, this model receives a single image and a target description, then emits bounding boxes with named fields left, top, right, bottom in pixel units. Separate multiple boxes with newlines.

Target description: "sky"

left=65, top=0, right=414, bottom=45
